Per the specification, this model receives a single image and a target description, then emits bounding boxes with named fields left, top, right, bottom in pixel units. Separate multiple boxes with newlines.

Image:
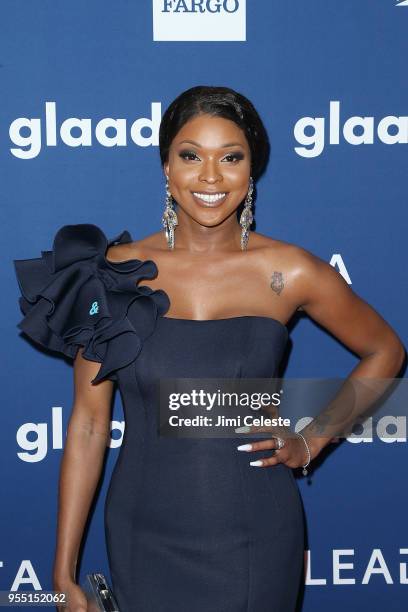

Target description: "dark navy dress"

left=14, top=224, right=304, bottom=612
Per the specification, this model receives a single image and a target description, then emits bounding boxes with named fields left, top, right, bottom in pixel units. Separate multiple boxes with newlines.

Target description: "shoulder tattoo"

left=270, top=271, right=284, bottom=295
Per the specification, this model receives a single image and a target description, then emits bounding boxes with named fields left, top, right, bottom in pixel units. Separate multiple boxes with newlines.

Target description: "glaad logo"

left=9, top=101, right=162, bottom=160
left=16, top=407, right=124, bottom=462
left=152, top=0, right=246, bottom=41
left=294, top=101, right=408, bottom=158
left=16, top=407, right=406, bottom=462
left=396, top=1, right=408, bottom=5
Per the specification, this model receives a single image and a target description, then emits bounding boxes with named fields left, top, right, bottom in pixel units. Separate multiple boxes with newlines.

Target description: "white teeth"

left=193, top=192, right=226, bottom=203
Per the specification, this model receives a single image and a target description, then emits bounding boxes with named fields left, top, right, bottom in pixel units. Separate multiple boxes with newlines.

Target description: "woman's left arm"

left=295, top=250, right=406, bottom=458
left=239, top=249, right=406, bottom=469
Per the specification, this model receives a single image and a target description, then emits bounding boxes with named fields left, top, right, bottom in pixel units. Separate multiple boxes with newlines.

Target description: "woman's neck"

left=170, top=208, right=243, bottom=255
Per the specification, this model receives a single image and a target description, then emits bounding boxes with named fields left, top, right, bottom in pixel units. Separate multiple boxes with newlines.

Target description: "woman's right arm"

left=52, top=348, right=115, bottom=610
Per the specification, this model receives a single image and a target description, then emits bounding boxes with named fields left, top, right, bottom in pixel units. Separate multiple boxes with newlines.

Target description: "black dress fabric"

left=14, top=224, right=305, bottom=612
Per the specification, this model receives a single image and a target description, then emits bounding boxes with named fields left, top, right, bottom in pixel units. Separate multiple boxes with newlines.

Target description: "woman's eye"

left=179, top=151, right=199, bottom=161
left=223, top=152, right=244, bottom=163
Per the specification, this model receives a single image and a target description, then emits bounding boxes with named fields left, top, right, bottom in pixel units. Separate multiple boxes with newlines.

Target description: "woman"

left=14, top=86, right=405, bottom=612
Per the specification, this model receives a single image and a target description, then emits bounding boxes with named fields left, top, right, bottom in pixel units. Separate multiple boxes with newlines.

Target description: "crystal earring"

left=239, top=176, right=254, bottom=251
left=161, top=176, right=178, bottom=250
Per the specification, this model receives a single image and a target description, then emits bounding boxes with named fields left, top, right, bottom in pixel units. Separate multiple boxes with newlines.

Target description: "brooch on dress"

left=89, top=301, right=99, bottom=315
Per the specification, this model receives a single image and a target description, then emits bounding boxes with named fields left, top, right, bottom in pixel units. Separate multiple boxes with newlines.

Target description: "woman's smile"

left=191, top=191, right=228, bottom=207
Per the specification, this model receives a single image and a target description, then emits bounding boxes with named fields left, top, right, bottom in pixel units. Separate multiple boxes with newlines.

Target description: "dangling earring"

left=239, top=176, right=254, bottom=251
left=161, top=176, right=178, bottom=250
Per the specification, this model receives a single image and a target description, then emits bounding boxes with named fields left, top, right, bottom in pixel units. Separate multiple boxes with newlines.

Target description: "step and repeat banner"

left=1, top=1, right=407, bottom=611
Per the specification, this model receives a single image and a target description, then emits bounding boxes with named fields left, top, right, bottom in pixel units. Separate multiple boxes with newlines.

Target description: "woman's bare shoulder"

left=106, top=230, right=164, bottom=263
left=250, top=230, right=319, bottom=265
left=250, top=231, right=327, bottom=312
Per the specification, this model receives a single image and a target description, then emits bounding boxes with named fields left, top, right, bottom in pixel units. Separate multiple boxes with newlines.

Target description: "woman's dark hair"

left=159, top=85, right=270, bottom=182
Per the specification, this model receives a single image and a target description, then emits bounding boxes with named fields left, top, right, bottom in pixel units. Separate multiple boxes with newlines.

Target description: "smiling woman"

left=14, top=85, right=405, bottom=612
left=157, top=87, right=269, bottom=252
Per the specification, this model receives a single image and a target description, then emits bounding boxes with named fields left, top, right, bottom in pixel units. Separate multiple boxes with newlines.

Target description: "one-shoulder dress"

left=13, top=224, right=304, bottom=612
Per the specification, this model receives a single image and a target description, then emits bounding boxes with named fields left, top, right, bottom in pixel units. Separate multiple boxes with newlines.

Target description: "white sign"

left=152, top=0, right=246, bottom=41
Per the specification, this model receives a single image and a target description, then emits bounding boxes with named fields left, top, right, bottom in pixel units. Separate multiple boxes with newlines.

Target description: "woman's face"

left=164, top=113, right=252, bottom=227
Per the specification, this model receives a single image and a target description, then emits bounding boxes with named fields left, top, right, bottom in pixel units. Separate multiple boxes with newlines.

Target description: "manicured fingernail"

left=235, top=426, right=251, bottom=433
left=237, top=444, right=252, bottom=451
left=250, top=460, right=263, bottom=467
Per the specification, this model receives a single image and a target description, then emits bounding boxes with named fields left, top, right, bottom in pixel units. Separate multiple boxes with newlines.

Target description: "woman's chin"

left=195, top=208, right=238, bottom=228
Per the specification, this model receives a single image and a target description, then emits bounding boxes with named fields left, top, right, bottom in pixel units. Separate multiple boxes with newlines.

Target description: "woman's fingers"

left=235, top=424, right=287, bottom=436
left=237, top=435, right=306, bottom=469
left=237, top=437, right=281, bottom=452
left=249, top=452, right=284, bottom=467
left=236, top=436, right=287, bottom=467
left=235, top=424, right=306, bottom=468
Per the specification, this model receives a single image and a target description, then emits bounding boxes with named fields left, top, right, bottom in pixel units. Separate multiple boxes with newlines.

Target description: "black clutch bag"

left=81, top=572, right=120, bottom=611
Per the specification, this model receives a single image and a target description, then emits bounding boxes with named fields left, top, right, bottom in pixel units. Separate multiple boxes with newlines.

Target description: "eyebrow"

left=177, top=139, right=244, bottom=148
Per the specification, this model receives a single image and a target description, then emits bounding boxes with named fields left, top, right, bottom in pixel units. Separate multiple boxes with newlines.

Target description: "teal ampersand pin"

left=89, top=301, right=99, bottom=315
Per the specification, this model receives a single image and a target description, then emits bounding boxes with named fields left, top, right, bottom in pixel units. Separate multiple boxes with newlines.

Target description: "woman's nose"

left=199, top=159, right=223, bottom=183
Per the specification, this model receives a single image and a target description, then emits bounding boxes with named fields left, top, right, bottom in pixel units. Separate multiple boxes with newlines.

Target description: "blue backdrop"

left=1, top=1, right=407, bottom=610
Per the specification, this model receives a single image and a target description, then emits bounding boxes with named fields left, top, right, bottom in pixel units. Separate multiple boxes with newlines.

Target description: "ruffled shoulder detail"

left=13, top=224, right=170, bottom=384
